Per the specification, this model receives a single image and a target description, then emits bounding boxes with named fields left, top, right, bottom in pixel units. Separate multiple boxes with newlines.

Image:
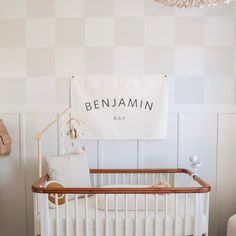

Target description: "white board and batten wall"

left=0, top=105, right=236, bottom=236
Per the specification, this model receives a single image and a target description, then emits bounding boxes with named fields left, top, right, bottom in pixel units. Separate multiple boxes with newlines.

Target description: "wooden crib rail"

left=32, top=168, right=211, bottom=194
left=90, top=168, right=210, bottom=190
left=90, top=168, right=187, bottom=174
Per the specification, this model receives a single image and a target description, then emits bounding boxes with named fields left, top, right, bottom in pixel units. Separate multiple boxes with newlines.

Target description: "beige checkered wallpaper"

left=0, top=0, right=235, bottom=105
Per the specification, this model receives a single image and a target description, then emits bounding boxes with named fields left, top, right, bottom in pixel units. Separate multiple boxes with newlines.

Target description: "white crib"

left=32, top=83, right=210, bottom=236
left=32, top=168, right=210, bottom=236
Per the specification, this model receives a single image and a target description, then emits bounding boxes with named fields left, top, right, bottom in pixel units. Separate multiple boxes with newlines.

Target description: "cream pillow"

left=44, top=154, right=91, bottom=189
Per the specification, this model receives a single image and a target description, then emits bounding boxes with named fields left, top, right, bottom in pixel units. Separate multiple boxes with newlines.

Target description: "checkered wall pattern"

left=0, top=0, right=235, bottom=105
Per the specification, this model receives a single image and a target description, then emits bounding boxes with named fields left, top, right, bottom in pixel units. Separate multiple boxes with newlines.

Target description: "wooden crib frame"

left=32, top=168, right=210, bottom=236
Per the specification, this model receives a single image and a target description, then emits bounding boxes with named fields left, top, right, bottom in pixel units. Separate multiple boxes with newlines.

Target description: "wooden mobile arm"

left=36, top=105, right=71, bottom=177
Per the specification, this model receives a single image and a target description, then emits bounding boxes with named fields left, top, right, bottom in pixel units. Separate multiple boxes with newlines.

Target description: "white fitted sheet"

left=36, top=195, right=207, bottom=236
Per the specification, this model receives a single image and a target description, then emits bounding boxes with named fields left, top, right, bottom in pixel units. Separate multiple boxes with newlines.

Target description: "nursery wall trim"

left=2, top=104, right=236, bottom=113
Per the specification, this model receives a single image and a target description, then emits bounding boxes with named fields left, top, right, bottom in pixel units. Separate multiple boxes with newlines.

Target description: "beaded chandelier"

left=153, top=0, right=232, bottom=8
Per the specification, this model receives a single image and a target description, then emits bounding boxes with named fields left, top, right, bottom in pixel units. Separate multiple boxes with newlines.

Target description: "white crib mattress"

left=36, top=195, right=207, bottom=236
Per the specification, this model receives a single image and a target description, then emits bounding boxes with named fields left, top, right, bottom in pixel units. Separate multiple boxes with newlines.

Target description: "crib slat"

left=43, top=194, right=50, bottom=236
left=155, top=194, right=158, bottom=236
left=93, top=174, right=96, bottom=187
left=205, top=193, right=210, bottom=236
left=95, top=195, right=98, bottom=236
left=115, top=194, right=118, bottom=236
left=166, top=173, right=170, bottom=183
left=39, top=194, right=44, bottom=236
left=152, top=173, right=155, bottom=185
left=145, top=194, right=148, bottom=236
left=105, top=194, right=108, bottom=236
left=135, top=194, right=138, bottom=236
left=160, top=173, right=163, bottom=181
left=85, top=194, right=88, bottom=236
left=137, top=173, right=140, bottom=184
left=174, top=194, right=177, bottom=236
left=173, top=173, right=176, bottom=187
left=185, top=173, right=189, bottom=188
left=101, top=174, right=103, bottom=186
left=33, top=193, right=38, bottom=236
left=75, top=194, right=79, bottom=236
left=55, top=194, right=59, bottom=236
left=125, top=194, right=128, bottom=236
left=194, top=193, right=200, bottom=236
left=164, top=194, right=168, bottom=236
left=184, top=194, right=188, bottom=235
left=145, top=173, right=148, bottom=184
left=37, top=193, right=40, bottom=216
left=130, top=173, right=132, bottom=184
left=65, top=195, right=69, bottom=236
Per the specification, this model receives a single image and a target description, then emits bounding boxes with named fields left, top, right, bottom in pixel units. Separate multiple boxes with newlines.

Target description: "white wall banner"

left=71, top=75, right=168, bottom=140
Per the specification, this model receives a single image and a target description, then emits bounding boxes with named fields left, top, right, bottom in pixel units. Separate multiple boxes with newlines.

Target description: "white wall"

left=0, top=0, right=235, bottom=236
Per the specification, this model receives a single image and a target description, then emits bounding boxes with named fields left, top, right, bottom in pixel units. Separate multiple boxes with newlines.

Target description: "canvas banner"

left=71, top=75, right=168, bottom=140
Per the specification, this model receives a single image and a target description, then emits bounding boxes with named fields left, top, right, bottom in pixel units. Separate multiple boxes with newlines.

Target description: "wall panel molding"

left=2, top=104, right=236, bottom=114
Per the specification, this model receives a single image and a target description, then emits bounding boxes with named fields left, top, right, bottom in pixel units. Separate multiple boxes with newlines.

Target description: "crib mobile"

left=32, top=75, right=211, bottom=236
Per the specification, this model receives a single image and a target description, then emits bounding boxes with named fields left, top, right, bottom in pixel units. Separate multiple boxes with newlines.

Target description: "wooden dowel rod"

left=38, top=105, right=71, bottom=137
